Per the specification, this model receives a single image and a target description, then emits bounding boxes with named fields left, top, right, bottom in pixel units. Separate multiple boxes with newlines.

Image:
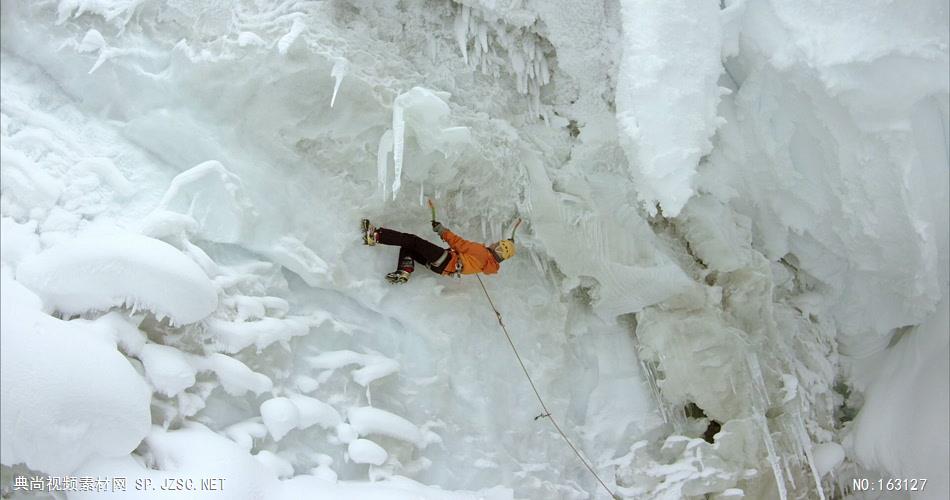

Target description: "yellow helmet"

left=494, top=239, right=516, bottom=261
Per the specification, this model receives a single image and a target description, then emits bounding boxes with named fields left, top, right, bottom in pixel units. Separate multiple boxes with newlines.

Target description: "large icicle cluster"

left=451, top=1, right=554, bottom=116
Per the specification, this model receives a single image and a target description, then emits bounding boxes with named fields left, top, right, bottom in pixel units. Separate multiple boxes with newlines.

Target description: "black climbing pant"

left=375, top=228, right=449, bottom=274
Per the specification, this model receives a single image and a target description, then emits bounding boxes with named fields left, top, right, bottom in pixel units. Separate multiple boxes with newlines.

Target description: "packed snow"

left=1, top=0, right=946, bottom=499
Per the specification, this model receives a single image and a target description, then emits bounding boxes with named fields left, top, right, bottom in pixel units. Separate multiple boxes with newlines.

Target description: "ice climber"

left=361, top=218, right=516, bottom=284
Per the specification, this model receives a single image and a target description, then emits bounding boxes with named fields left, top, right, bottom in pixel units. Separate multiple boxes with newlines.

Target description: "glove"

left=432, top=221, right=445, bottom=234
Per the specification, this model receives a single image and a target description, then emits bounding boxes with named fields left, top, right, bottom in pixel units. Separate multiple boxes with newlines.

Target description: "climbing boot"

left=385, top=270, right=411, bottom=284
left=361, top=219, right=377, bottom=246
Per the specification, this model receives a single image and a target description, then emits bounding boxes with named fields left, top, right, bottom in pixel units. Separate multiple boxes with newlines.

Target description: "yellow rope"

left=474, top=275, right=619, bottom=500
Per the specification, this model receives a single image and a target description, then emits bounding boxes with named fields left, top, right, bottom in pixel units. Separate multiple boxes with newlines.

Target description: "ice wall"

left=687, top=0, right=949, bottom=496
left=702, top=0, right=949, bottom=346
left=1, top=0, right=947, bottom=499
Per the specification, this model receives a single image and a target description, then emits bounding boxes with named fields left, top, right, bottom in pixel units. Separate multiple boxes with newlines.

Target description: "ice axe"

left=509, top=217, right=522, bottom=241
left=427, top=198, right=436, bottom=222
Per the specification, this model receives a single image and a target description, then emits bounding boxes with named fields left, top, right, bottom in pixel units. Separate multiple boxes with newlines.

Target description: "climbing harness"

left=475, top=274, right=620, bottom=500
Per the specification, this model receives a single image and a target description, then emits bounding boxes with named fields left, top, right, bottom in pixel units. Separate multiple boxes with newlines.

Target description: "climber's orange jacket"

left=439, top=229, right=500, bottom=275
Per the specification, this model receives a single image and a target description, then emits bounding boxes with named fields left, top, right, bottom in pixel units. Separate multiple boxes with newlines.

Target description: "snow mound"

left=225, top=419, right=268, bottom=451
left=261, top=397, right=300, bottom=441
left=206, top=316, right=310, bottom=353
left=0, top=217, right=39, bottom=267
left=348, top=407, right=426, bottom=448
left=255, top=450, right=295, bottom=478
left=71, top=425, right=512, bottom=499
left=348, top=438, right=389, bottom=466
left=0, top=271, right=151, bottom=475
left=16, top=232, right=218, bottom=325
left=203, top=353, right=273, bottom=396
left=847, top=288, right=950, bottom=497
left=288, top=394, right=342, bottom=430
left=139, top=344, right=197, bottom=397
left=308, top=350, right=400, bottom=386
left=146, top=424, right=277, bottom=500
left=259, top=394, right=342, bottom=442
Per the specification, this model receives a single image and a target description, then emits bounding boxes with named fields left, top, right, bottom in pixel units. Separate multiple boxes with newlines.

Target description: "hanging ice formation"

left=329, top=57, right=347, bottom=108
left=379, top=87, right=471, bottom=202
left=376, top=130, right=393, bottom=202
left=391, top=101, right=405, bottom=200
left=451, top=3, right=552, bottom=116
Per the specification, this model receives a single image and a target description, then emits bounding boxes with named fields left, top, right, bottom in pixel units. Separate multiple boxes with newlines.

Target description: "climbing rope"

left=474, top=275, right=619, bottom=500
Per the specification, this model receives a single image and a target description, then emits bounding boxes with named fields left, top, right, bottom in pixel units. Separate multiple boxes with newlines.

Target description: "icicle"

left=759, top=415, right=788, bottom=500
left=746, top=352, right=772, bottom=408
left=637, top=356, right=670, bottom=426
left=330, top=58, right=348, bottom=108
left=419, top=183, right=424, bottom=207
left=454, top=6, right=470, bottom=64
left=783, top=455, right=797, bottom=489
left=478, top=22, right=488, bottom=52
left=391, top=102, right=405, bottom=200
left=509, top=51, right=525, bottom=78
left=376, top=129, right=393, bottom=202
left=794, top=411, right=827, bottom=500
left=474, top=36, right=482, bottom=67
left=468, top=8, right=477, bottom=33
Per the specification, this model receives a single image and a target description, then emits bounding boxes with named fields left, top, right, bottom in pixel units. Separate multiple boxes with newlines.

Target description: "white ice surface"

left=0, top=0, right=946, bottom=498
